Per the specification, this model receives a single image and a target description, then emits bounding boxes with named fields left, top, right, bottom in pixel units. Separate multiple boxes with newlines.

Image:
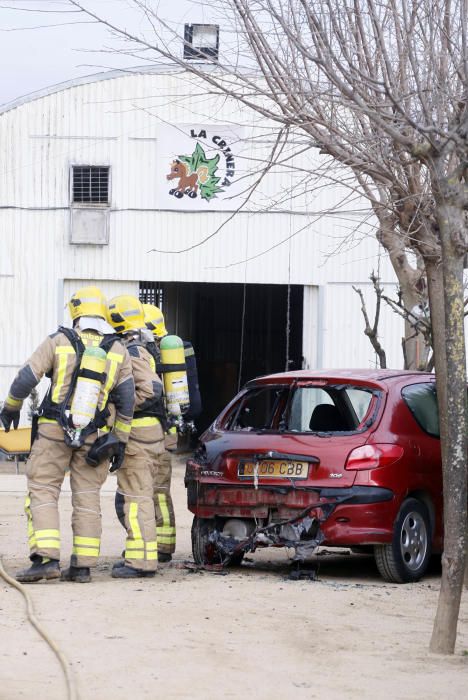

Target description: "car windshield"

left=225, top=383, right=378, bottom=433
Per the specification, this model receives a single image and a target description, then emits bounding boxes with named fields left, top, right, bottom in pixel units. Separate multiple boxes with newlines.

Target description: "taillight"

left=345, top=444, right=404, bottom=470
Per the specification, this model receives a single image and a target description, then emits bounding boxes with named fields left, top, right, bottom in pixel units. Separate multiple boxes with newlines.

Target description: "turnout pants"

left=115, top=427, right=163, bottom=572
left=151, top=450, right=176, bottom=555
left=25, top=422, right=108, bottom=568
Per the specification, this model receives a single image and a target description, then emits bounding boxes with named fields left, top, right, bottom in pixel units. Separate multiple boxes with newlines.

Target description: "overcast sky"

left=0, top=0, right=222, bottom=107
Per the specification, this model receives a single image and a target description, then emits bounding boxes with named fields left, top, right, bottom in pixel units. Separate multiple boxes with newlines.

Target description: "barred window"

left=139, top=281, right=163, bottom=307
left=72, top=166, right=110, bottom=204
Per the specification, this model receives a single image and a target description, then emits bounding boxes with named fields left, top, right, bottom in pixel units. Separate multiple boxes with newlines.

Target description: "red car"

left=185, top=369, right=442, bottom=582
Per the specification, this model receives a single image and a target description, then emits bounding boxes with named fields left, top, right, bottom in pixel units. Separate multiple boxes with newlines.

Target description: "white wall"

left=0, top=68, right=408, bottom=410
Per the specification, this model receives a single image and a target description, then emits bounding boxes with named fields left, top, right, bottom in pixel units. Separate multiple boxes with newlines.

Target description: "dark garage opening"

left=140, top=282, right=303, bottom=433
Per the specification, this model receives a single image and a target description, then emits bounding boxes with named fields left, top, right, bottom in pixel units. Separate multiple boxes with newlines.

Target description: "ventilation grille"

left=139, top=281, right=164, bottom=307
left=73, top=166, right=109, bottom=204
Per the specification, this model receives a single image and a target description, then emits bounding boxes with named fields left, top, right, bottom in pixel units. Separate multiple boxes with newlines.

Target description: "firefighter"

left=107, top=295, right=165, bottom=578
left=0, top=286, right=134, bottom=583
left=142, top=303, right=177, bottom=562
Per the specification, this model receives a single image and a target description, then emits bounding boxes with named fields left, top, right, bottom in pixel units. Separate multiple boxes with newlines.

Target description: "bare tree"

left=51, top=0, right=468, bottom=653
left=63, top=0, right=434, bottom=368
left=353, top=273, right=388, bottom=369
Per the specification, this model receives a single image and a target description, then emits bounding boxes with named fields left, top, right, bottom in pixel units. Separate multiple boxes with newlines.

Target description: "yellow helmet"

left=107, top=295, right=145, bottom=334
left=143, top=303, right=168, bottom=338
left=68, top=285, right=107, bottom=321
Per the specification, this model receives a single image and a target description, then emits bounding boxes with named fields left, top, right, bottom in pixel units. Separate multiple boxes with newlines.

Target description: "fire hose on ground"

left=0, top=554, right=78, bottom=700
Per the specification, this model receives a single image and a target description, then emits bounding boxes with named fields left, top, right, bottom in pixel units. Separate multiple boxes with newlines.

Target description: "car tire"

left=374, top=498, right=432, bottom=583
left=192, top=517, right=221, bottom=565
left=191, top=517, right=245, bottom=567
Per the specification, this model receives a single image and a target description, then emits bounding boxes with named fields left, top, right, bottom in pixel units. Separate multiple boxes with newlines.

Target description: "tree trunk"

left=377, top=218, right=429, bottom=369
left=429, top=206, right=468, bottom=654
left=425, top=257, right=448, bottom=443
left=465, top=521, right=468, bottom=589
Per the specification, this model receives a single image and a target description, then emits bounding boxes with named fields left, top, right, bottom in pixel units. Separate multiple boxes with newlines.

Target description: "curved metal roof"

left=0, top=63, right=199, bottom=116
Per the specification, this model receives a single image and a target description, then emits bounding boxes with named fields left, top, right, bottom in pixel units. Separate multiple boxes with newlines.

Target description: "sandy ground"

left=0, top=457, right=467, bottom=700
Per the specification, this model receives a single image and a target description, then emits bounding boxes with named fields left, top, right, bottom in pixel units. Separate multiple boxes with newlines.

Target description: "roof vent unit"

left=184, top=24, right=219, bottom=61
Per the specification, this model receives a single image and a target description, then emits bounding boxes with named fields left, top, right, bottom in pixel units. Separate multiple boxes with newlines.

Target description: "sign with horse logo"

left=157, top=124, right=244, bottom=211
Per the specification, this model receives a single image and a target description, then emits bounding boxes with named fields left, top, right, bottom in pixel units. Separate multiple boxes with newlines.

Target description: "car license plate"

left=238, top=460, right=308, bottom=479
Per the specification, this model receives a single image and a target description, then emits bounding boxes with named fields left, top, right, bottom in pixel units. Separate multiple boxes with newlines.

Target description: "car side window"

left=345, top=388, right=373, bottom=422
left=401, top=383, right=439, bottom=437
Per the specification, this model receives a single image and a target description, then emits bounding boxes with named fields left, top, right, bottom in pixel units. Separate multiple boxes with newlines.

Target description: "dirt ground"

left=0, top=456, right=467, bottom=700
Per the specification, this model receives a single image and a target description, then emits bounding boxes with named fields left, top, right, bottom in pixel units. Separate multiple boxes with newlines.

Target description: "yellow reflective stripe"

left=149, top=356, right=156, bottom=372
left=36, top=529, right=61, bottom=549
left=99, top=352, right=123, bottom=410
left=107, top=352, right=124, bottom=363
left=147, top=552, right=158, bottom=560
left=115, top=420, right=131, bottom=433
left=125, top=551, right=145, bottom=559
left=146, top=541, right=158, bottom=552
left=38, top=417, right=58, bottom=425
left=131, top=416, right=159, bottom=427
left=157, top=494, right=171, bottom=527
left=157, top=525, right=175, bottom=534
left=125, top=539, right=145, bottom=551
left=73, top=546, right=99, bottom=557
left=36, top=529, right=60, bottom=539
left=25, top=496, right=37, bottom=549
left=52, top=346, right=74, bottom=403
left=73, top=535, right=100, bottom=557
left=157, top=536, right=176, bottom=544
left=73, top=536, right=100, bottom=547
left=7, top=395, right=22, bottom=408
left=129, top=502, right=142, bottom=540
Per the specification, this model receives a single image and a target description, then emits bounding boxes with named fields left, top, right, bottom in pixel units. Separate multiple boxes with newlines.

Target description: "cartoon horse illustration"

left=166, top=159, right=211, bottom=199
left=167, top=160, right=200, bottom=198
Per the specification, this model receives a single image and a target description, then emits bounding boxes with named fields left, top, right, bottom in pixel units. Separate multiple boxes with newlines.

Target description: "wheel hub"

left=400, top=510, right=428, bottom=571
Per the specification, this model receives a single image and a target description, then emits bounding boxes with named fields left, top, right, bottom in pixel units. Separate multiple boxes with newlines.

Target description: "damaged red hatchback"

left=185, top=370, right=442, bottom=583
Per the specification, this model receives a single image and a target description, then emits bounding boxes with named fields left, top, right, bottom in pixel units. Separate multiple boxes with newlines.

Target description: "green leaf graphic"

left=178, top=142, right=223, bottom=201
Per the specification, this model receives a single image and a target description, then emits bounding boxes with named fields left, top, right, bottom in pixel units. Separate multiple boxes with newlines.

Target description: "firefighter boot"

left=16, top=555, right=60, bottom=583
left=158, top=553, right=172, bottom=563
left=111, top=551, right=126, bottom=570
left=61, top=565, right=91, bottom=583
left=111, top=565, right=156, bottom=579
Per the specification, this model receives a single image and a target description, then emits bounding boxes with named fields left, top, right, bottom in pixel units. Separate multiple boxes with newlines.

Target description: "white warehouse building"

left=0, top=64, right=403, bottom=430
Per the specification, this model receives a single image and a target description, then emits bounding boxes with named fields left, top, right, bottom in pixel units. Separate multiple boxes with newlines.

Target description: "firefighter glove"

left=109, top=442, right=126, bottom=473
left=0, top=408, right=20, bottom=432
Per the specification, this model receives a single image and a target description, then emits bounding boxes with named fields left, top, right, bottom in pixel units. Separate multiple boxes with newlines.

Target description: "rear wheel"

left=191, top=517, right=245, bottom=567
left=374, top=498, right=432, bottom=583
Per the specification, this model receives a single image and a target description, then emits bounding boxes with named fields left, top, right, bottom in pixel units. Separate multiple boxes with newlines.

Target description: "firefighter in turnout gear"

left=143, top=303, right=177, bottom=562
left=108, top=295, right=164, bottom=578
left=0, top=286, right=134, bottom=583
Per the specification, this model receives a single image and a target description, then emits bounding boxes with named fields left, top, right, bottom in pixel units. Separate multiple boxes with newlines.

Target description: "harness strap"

left=38, top=327, right=120, bottom=442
